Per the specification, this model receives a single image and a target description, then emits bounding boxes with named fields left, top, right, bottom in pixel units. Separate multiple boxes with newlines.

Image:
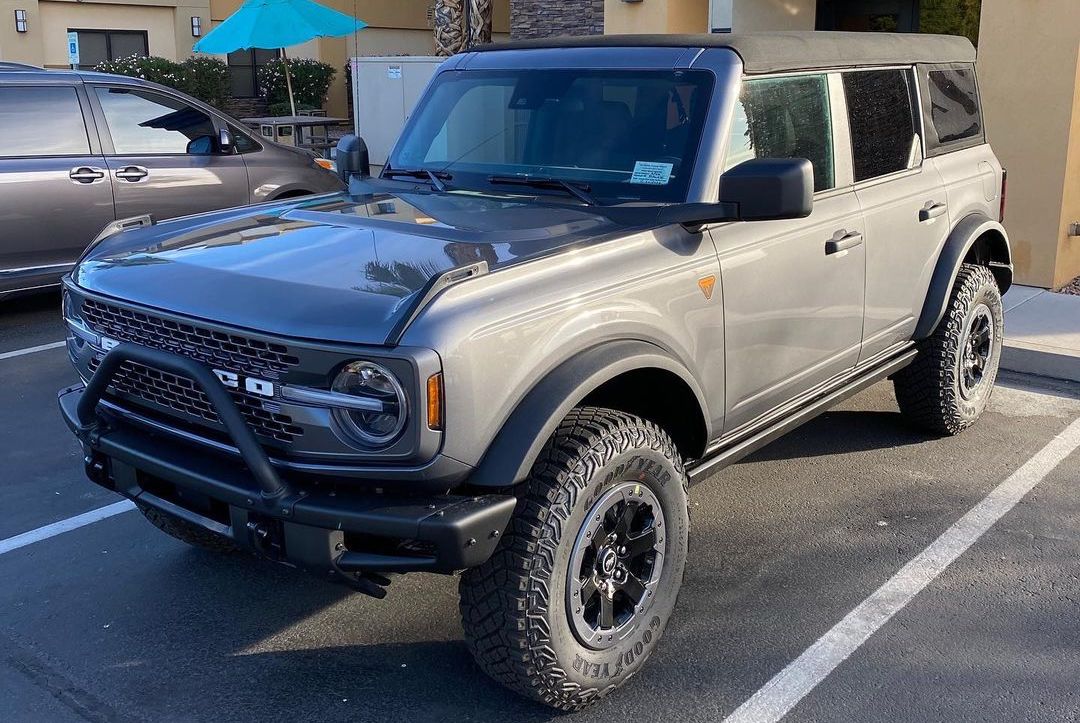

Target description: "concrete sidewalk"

left=1002, top=285, right=1080, bottom=382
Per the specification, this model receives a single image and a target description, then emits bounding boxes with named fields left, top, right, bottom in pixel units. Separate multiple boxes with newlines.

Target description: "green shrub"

left=179, top=56, right=229, bottom=108
left=94, top=54, right=230, bottom=108
left=94, top=55, right=184, bottom=87
left=258, top=57, right=336, bottom=109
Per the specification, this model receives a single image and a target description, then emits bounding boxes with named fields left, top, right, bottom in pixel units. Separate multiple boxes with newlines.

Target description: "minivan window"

left=94, top=87, right=217, bottom=155
left=725, top=74, right=834, bottom=192
left=390, top=69, right=714, bottom=203
left=843, top=69, right=918, bottom=182
left=0, top=87, right=90, bottom=157
left=926, top=67, right=982, bottom=145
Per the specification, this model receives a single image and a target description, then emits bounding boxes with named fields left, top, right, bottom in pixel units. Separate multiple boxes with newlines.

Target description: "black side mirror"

left=335, top=134, right=370, bottom=183
left=718, top=158, right=814, bottom=221
left=218, top=127, right=234, bottom=154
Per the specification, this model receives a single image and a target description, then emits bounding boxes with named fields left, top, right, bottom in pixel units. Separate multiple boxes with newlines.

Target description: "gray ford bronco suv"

left=60, top=32, right=1010, bottom=709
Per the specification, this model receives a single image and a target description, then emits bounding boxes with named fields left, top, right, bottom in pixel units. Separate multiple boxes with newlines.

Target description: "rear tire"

left=459, top=407, right=690, bottom=710
left=136, top=502, right=240, bottom=553
left=894, top=263, right=1003, bottom=435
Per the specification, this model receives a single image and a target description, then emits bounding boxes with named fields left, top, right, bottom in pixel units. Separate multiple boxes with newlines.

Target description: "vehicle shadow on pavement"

left=123, top=548, right=567, bottom=722
left=741, top=409, right=929, bottom=462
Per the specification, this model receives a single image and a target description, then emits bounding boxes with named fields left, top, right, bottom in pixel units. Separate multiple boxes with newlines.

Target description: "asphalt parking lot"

left=3, top=290, right=1080, bottom=723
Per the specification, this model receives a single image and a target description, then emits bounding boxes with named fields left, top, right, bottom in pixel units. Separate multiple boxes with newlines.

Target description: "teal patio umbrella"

left=194, top=0, right=367, bottom=116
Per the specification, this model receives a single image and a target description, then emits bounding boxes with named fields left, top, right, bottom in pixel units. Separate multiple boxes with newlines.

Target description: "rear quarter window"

left=919, top=64, right=984, bottom=154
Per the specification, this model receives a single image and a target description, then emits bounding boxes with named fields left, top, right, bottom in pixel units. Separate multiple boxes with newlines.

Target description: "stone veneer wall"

left=510, top=0, right=604, bottom=39
left=222, top=96, right=270, bottom=120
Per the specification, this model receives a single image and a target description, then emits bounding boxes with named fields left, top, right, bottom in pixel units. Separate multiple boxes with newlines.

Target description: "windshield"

left=389, top=69, right=714, bottom=204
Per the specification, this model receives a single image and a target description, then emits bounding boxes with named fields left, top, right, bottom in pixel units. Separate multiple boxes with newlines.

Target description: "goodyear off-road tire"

left=459, top=407, right=690, bottom=710
left=136, top=502, right=240, bottom=553
left=893, top=263, right=1003, bottom=435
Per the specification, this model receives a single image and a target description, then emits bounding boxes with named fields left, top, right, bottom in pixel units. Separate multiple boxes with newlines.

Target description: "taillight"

left=999, top=168, right=1008, bottom=222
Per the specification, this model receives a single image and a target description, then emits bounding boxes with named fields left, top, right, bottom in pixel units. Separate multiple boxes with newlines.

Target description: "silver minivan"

left=0, top=64, right=343, bottom=297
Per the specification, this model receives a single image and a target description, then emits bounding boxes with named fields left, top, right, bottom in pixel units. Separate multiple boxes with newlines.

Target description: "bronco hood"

left=73, top=190, right=634, bottom=345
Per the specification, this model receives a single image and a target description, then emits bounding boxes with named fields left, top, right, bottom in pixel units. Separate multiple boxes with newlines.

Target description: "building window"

left=227, top=48, right=278, bottom=98
left=70, top=29, right=149, bottom=70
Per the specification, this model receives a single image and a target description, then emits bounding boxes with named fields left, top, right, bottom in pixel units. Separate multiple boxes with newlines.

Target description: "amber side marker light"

left=427, top=373, right=444, bottom=430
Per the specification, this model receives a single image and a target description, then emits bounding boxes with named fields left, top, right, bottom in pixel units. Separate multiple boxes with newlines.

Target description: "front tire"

left=459, top=408, right=690, bottom=710
left=894, top=263, right=1003, bottom=434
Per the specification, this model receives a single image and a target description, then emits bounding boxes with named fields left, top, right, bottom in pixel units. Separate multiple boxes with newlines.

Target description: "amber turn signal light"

left=427, top=372, right=443, bottom=430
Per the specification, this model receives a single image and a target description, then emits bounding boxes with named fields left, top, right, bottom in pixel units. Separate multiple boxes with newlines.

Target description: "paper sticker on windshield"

left=630, top=161, right=674, bottom=185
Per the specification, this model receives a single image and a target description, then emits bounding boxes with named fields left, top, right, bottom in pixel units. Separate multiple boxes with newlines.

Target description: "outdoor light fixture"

left=191, top=16, right=202, bottom=37
left=14, top=9, right=27, bottom=33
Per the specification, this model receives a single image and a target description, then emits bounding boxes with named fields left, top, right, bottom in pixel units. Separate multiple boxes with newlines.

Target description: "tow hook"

left=331, top=552, right=392, bottom=599
left=245, top=518, right=285, bottom=560
left=84, top=452, right=110, bottom=488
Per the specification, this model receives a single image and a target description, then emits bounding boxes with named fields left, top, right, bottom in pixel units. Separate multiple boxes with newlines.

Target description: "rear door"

left=713, top=72, right=866, bottom=431
left=918, top=64, right=1002, bottom=228
left=844, top=68, right=951, bottom=361
left=0, top=82, right=114, bottom=286
left=88, top=84, right=249, bottom=221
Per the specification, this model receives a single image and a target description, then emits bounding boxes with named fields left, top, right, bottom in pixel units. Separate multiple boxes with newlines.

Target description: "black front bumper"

left=59, top=343, right=515, bottom=588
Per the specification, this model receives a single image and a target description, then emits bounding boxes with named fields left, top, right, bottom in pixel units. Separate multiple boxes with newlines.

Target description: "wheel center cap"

left=600, top=548, right=617, bottom=575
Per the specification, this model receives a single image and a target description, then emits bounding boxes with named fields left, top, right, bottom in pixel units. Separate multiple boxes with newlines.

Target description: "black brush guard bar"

left=66, top=341, right=517, bottom=585
left=75, top=342, right=290, bottom=502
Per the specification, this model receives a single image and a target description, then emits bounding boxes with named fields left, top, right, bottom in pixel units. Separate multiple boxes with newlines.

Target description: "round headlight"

left=331, top=361, right=407, bottom=446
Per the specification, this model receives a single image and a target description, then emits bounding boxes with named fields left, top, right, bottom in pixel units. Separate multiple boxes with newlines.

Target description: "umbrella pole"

left=281, top=47, right=297, bottom=117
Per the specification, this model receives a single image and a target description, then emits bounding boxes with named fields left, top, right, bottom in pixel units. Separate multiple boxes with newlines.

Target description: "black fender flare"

left=913, top=213, right=1012, bottom=339
left=468, top=339, right=711, bottom=488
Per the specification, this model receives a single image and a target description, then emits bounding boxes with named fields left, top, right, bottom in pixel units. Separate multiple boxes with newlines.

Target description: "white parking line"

left=0, top=340, right=66, bottom=361
left=725, top=416, right=1080, bottom=723
left=0, top=500, right=135, bottom=556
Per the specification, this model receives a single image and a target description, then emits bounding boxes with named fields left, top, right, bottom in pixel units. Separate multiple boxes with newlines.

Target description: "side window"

left=228, top=124, right=259, bottom=153
left=725, top=74, right=835, bottom=192
left=94, top=87, right=217, bottom=155
left=0, top=86, right=90, bottom=157
left=926, top=66, right=982, bottom=146
left=843, top=69, right=919, bottom=182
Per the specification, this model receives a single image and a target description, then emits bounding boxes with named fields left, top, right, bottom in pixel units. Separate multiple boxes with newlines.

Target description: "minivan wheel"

left=459, top=408, right=689, bottom=710
left=136, top=502, right=240, bottom=553
left=893, top=263, right=1003, bottom=435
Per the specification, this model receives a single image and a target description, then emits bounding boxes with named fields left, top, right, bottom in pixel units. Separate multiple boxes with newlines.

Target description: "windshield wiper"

left=383, top=168, right=451, bottom=192
left=487, top=175, right=598, bottom=206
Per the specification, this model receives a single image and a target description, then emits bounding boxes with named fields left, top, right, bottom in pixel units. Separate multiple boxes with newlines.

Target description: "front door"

left=714, top=72, right=866, bottom=431
left=90, top=85, right=249, bottom=221
left=0, top=84, right=114, bottom=285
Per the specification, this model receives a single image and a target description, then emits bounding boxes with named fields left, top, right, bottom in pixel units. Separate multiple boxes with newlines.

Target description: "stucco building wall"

left=978, top=0, right=1080, bottom=288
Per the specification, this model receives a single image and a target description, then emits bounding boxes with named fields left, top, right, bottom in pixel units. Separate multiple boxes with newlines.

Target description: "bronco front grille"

left=80, top=299, right=299, bottom=378
left=88, top=356, right=304, bottom=444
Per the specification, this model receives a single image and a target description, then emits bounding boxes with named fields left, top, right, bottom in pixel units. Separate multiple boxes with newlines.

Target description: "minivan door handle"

left=69, top=167, right=106, bottom=184
left=114, top=166, right=149, bottom=182
left=825, top=231, right=863, bottom=255
left=919, top=202, right=948, bottom=222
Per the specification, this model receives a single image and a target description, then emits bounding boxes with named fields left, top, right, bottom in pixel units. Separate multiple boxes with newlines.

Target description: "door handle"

left=114, top=166, right=149, bottom=182
left=69, top=167, right=106, bottom=184
left=825, top=231, right=863, bottom=255
left=919, top=202, right=947, bottom=222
